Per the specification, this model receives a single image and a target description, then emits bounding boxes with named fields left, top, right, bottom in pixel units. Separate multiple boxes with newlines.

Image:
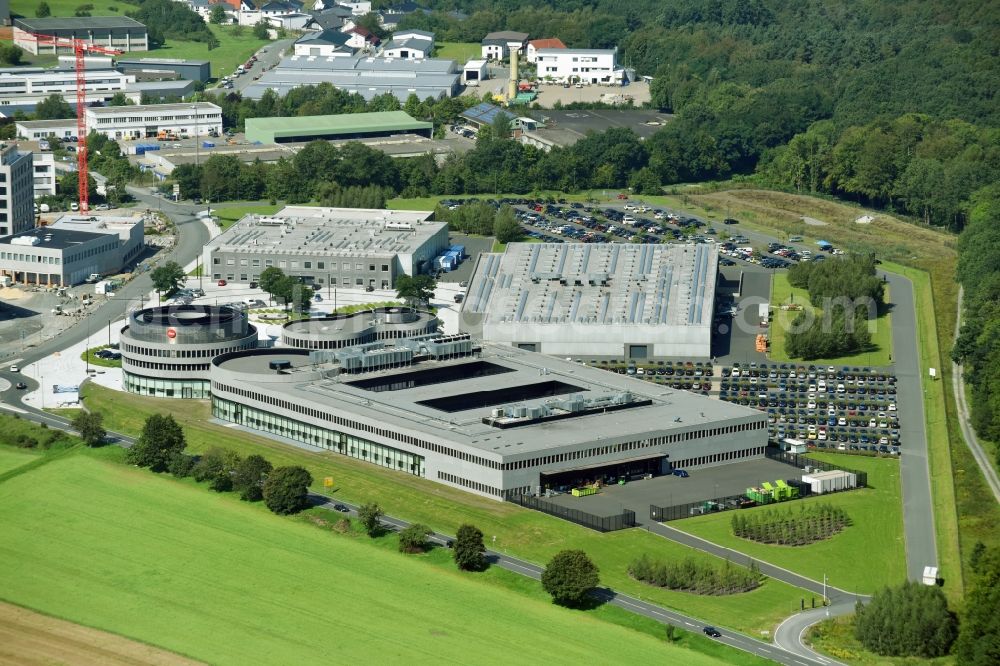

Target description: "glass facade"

left=124, top=372, right=211, bottom=399
left=212, top=396, right=425, bottom=476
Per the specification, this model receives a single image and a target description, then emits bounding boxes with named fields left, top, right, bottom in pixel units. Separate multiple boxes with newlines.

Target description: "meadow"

left=0, top=451, right=738, bottom=665
left=673, top=454, right=905, bottom=594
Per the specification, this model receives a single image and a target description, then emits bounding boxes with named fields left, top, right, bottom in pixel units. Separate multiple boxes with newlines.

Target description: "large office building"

left=0, top=66, right=135, bottom=107
left=534, top=47, right=624, bottom=85
left=461, top=242, right=718, bottom=360
left=202, top=206, right=448, bottom=288
left=13, top=17, right=149, bottom=55
left=120, top=305, right=260, bottom=399
left=242, top=54, right=461, bottom=102
left=209, top=338, right=767, bottom=499
left=0, top=214, right=143, bottom=286
left=0, top=144, right=34, bottom=237
left=16, top=102, right=222, bottom=141
left=115, top=58, right=211, bottom=83
left=245, top=110, right=431, bottom=144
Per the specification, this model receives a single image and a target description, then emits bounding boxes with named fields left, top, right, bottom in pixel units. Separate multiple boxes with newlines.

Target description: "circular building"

left=281, top=307, right=439, bottom=350
left=120, top=305, right=258, bottom=398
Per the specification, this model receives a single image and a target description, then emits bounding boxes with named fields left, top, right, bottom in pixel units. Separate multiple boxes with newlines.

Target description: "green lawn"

left=80, top=384, right=811, bottom=637
left=80, top=345, right=121, bottom=368
left=0, top=452, right=740, bottom=665
left=672, top=454, right=905, bottom=595
left=11, top=0, right=125, bottom=19
left=0, top=447, right=41, bottom=476
left=151, top=25, right=270, bottom=81
left=212, top=203, right=281, bottom=230
left=434, top=41, right=481, bottom=64
left=768, top=272, right=893, bottom=366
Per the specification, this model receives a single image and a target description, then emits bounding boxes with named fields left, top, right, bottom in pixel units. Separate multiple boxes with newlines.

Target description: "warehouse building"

left=461, top=242, right=718, bottom=359
left=115, top=58, right=211, bottom=83
left=15, top=102, right=222, bottom=141
left=0, top=214, right=144, bottom=286
left=120, top=305, right=260, bottom=399
left=245, top=110, right=431, bottom=144
left=13, top=17, right=149, bottom=55
left=0, top=66, right=136, bottom=107
left=0, top=143, right=34, bottom=237
left=242, top=54, right=460, bottom=102
left=202, top=205, right=448, bottom=288
left=209, top=339, right=767, bottom=500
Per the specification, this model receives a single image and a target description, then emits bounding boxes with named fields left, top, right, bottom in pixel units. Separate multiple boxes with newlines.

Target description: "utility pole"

left=192, top=104, right=200, bottom=166
left=823, top=573, right=828, bottom=605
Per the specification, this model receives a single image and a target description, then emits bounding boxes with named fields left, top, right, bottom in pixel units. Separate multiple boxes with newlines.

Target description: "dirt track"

left=0, top=602, right=202, bottom=666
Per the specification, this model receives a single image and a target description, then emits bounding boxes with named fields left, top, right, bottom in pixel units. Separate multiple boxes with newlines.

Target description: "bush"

left=263, top=466, right=313, bottom=515
left=14, top=434, right=38, bottom=449
left=855, top=582, right=956, bottom=657
left=358, top=502, right=385, bottom=537
left=453, top=524, right=486, bottom=571
left=541, top=550, right=600, bottom=607
left=731, top=503, right=851, bottom=546
left=629, top=554, right=763, bottom=595
left=167, top=453, right=196, bottom=478
left=398, top=523, right=432, bottom=553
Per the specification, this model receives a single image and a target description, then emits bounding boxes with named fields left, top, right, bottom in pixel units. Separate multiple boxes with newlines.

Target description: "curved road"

left=951, top=287, right=1000, bottom=503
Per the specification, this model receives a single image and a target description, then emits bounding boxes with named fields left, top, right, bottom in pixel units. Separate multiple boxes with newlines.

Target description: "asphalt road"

left=883, top=271, right=938, bottom=581
left=225, top=39, right=293, bottom=93
left=951, top=287, right=1000, bottom=503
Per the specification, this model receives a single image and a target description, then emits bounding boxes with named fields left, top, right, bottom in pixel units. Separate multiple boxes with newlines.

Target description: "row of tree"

left=952, top=185, right=1000, bottom=452
left=628, top=554, right=763, bottom=595
left=731, top=503, right=851, bottom=546
left=433, top=201, right=522, bottom=244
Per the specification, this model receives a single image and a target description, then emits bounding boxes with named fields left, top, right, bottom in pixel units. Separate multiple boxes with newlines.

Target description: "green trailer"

left=746, top=486, right=774, bottom=504
left=775, top=479, right=799, bottom=500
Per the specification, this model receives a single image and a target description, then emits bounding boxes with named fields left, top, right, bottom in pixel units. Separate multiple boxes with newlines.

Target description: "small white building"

left=293, top=29, right=353, bottom=57
left=535, top=47, right=624, bottom=84
left=801, top=470, right=857, bottom=494
left=381, top=29, right=433, bottom=59
left=85, top=102, right=223, bottom=140
left=480, top=30, right=528, bottom=61
left=15, top=118, right=78, bottom=141
left=463, top=59, right=487, bottom=86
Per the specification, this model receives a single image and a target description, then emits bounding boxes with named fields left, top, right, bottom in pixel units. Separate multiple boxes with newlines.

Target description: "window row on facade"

left=121, top=341, right=254, bottom=357
left=672, top=446, right=765, bottom=469
left=124, top=373, right=210, bottom=399
left=437, top=471, right=501, bottom=497
left=125, top=358, right=210, bottom=372
left=215, top=257, right=390, bottom=273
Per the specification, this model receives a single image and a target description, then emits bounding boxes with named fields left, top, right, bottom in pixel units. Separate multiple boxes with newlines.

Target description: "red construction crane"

left=26, top=33, right=122, bottom=213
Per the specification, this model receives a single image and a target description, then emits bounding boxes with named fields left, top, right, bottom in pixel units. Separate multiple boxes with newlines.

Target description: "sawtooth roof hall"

left=460, top=242, right=718, bottom=359
left=242, top=54, right=461, bottom=102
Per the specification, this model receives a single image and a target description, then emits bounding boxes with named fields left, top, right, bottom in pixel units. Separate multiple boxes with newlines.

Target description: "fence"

left=765, top=448, right=868, bottom=488
left=650, top=449, right=868, bottom=523
left=510, top=494, right=637, bottom=532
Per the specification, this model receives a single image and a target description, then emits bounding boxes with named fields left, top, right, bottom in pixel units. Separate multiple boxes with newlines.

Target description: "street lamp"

left=192, top=104, right=200, bottom=167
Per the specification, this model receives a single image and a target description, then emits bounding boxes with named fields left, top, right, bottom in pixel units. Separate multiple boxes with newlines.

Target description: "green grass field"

left=768, top=272, right=892, bottom=366
left=807, top=615, right=954, bottom=666
left=10, top=0, right=124, bottom=19
left=152, top=25, right=269, bottom=81
left=434, top=42, right=481, bottom=63
left=0, top=452, right=741, bottom=665
left=673, top=454, right=905, bottom=595
left=0, top=447, right=41, bottom=475
left=80, top=384, right=811, bottom=637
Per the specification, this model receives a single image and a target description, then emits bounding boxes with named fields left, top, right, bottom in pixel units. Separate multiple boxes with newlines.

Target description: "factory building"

left=120, top=305, right=260, bottom=399
left=242, top=54, right=460, bottom=102
left=461, top=242, right=718, bottom=360
left=209, top=339, right=767, bottom=500
left=15, top=102, right=222, bottom=141
left=244, top=110, right=432, bottom=144
left=13, top=17, right=149, bottom=55
left=115, top=58, right=212, bottom=83
left=0, top=214, right=144, bottom=286
left=201, top=206, right=449, bottom=288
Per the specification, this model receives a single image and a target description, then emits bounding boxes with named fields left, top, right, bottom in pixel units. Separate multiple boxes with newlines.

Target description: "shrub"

left=453, top=524, right=486, bottom=571
left=855, top=582, right=956, bottom=657
left=629, top=554, right=763, bottom=595
left=541, top=550, right=600, bottom=607
left=398, top=523, right=431, bottom=553
left=263, top=466, right=313, bottom=515
left=731, top=503, right=851, bottom=546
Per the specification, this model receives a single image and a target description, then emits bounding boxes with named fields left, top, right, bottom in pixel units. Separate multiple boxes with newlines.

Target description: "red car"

left=217, top=279, right=227, bottom=286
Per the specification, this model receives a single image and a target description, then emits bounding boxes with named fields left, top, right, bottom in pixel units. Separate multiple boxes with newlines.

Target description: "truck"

left=157, top=130, right=179, bottom=141
left=87, top=273, right=101, bottom=283
left=94, top=280, right=115, bottom=295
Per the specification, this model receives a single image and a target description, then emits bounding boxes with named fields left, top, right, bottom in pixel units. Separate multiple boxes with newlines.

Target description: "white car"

left=888, top=403, right=897, bottom=411
left=9, top=365, right=19, bottom=372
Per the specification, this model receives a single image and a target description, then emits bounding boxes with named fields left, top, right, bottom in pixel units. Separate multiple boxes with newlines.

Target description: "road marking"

left=685, top=622, right=696, bottom=627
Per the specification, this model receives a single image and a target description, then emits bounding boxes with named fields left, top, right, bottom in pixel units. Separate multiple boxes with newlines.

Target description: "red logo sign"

left=166, top=328, right=177, bottom=339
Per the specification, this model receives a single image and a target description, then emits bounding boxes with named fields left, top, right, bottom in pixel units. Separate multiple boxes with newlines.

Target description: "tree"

left=263, top=466, right=313, bottom=515
left=453, top=524, right=486, bottom=571
left=35, top=1, right=51, bottom=17
left=108, top=91, right=133, bottom=107
left=956, top=547, right=1000, bottom=665
left=0, top=44, right=24, bottom=66
left=150, top=260, right=186, bottom=299
left=398, top=523, right=432, bottom=553
left=358, top=502, right=385, bottom=537
left=541, top=550, right=600, bottom=607
left=209, top=4, right=227, bottom=24
left=493, top=205, right=522, bottom=244
left=258, top=266, right=286, bottom=302
left=192, top=447, right=242, bottom=492
left=395, top=274, right=436, bottom=308
left=34, top=94, right=74, bottom=120
left=71, top=411, right=105, bottom=447
left=253, top=21, right=269, bottom=40
left=126, top=414, right=186, bottom=472
left=275, top=275, right=313, bottom=313
left=233, top=454, right=273, bottom=502
left=855, top=581, right=957, bottom=657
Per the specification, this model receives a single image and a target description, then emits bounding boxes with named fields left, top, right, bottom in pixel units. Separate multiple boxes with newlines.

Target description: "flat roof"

left=0, top=226, right=105, bottom=250
left=464, top=242, right=718, bottom=328
left=15, top=118, right=76, bottom=128
left=87, top=102, right=220, bottom=116
left=526, top=109, right=673, bottom=143
left=245, top=111, right=431, bottom=136
left=536, top=48, right=616, bottom=56
left=215, top=343, right=759, bottom=457
left=115, top=58, right=210, bottom=66
left=205, top=205, right=444, bottom=258
left=14, top=17, right=147, bottom=30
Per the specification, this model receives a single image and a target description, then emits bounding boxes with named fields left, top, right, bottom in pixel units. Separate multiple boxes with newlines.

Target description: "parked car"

left=672, top=469, right=689, bottom=478
left=217, top=279, right=227, bottom=286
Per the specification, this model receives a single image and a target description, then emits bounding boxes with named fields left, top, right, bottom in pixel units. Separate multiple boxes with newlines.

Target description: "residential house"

left=525, top=37, right=565, bottom=63
left=345, top=25, right=380, bottom=49
left=534, top=47, right=624, bottom=84
left=481, top=30, right=528, bottom=61
left=378, top=12, right=407, bottom=30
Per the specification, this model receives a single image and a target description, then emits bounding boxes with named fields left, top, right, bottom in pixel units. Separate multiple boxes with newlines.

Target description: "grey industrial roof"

left=115, top=57, right=210, bottom=66
left=464, top=242, right=718, bottom=327
left=88, top=102, right=220, bottom=116
left=297, top=29, right=350, bottom=46
left=126, top=80, right=196, bottom=93
left=0, top=226, right=104, bottom=251
left=205, top=205, right=443, bottom=258
left=483, top=31, right=529, bottom=42
left=393, top=29, right=434, bottom=39
left=215, top=343, right=760, bottom=456
left=15, top=118, right=77, bottom=128
left=382, top=37, right=433, bottom=54
left=14, top=16, right=147, bottom=31
left=525, top=109, right=674, bottom=143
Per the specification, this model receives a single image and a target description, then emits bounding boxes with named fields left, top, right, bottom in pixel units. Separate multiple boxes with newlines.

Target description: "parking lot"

left=544, top=457, right=801, bottom=520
